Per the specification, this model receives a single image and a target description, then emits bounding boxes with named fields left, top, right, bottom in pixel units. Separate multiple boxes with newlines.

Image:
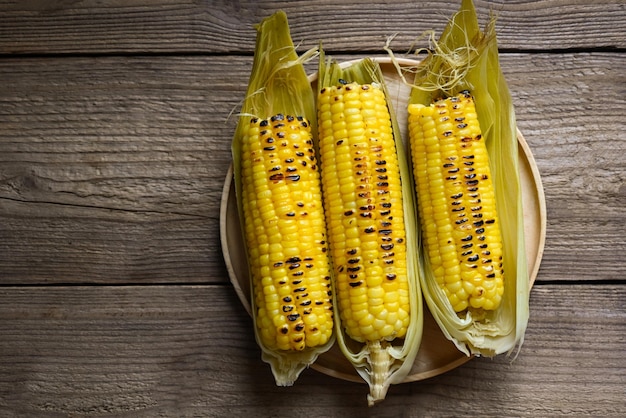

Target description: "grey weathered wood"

left=0, top=284, right=623, bottom=416
left=0, top=0, right=624, bottom=55
left=1, top=53, right=624, bottom=284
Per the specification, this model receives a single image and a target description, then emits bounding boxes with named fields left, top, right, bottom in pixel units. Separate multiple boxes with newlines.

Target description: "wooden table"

left=1, top=1, right=624, bottom=416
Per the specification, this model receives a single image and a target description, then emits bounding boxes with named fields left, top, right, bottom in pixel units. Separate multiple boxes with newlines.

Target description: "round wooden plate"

left=220, top=57, right=546, bottom=383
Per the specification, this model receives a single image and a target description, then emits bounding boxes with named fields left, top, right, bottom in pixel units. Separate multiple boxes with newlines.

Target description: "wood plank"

left=0, top=56, right=236, bottom=284
left=0, top=284, right=623, bottom=416
left=503, top=52, right=626, bottom=282
left=0, top=1, right=624, bottom=55
left=1, top=52, right=624, bottom=284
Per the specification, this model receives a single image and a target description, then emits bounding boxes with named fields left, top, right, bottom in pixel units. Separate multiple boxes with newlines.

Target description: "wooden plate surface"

left=220, top=57, right=546, bottom=383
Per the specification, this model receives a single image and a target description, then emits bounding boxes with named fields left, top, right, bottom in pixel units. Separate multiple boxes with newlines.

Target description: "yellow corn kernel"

left=408, top=91, right=504, bottom=313
left=241, top=113, right=334, bottom=351
left=318, top=82, right=410, bottom=343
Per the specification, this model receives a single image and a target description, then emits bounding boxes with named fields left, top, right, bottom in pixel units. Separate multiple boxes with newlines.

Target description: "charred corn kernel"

left=408, top=91, right=504, bottom=313
left=318, top=82, right=410, bottom=343
left=241, top=113, right=333, bottom=351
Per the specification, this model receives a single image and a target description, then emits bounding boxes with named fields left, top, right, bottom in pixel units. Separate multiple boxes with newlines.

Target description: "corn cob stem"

left=366, top=340, right=394, bottom=405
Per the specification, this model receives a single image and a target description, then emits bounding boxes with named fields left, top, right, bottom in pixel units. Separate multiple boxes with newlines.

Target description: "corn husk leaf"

left=317, top=51, right=423, bottom=405
left=407, top=0, right=529, bottom=356
left=231, top=10, right=333, bottom=386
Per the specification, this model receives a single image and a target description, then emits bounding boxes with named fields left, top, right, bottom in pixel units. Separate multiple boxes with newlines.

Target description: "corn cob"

left=319, top=81, right=410, bottom=341
left=403, top=0, right=529, bottom=356
left=241, top=113, right=333, bottom=352
left=232, top=11, right=334, bottom=386
left=408, top=91, right=504, bottom=313
left=317, top=55, right=422, bottom=405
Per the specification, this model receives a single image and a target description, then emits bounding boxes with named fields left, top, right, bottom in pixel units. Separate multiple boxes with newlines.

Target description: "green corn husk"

left=231, top=10, right=334, bottom=386
left=407, top=0, right=529, bottom=356
left=317, top=52, right=423, bottom=405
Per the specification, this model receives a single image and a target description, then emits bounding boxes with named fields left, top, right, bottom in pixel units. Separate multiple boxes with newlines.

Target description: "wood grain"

left=1, top=53, right=624, bottom=284
left=0, top=1, right=624, bottom=55
left=0, top=284, right=623, bottom=416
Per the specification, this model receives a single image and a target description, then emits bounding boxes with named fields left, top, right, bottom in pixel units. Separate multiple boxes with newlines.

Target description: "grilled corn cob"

left=319, top=81, right=410, bottom=342
left=404, top=0, right=529, bottom=356
left=408, top=91, right=504, bottom=313
left=241, top=113, right=333, bottom=352
left=232, top=11, right=334, bottom=386
left=317, top=54, right=422, bottom=405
